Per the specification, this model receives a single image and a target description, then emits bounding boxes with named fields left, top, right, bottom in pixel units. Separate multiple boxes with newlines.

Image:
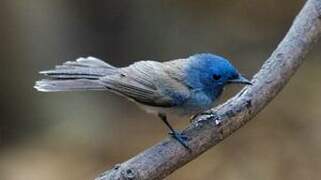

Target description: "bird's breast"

left=176, top=90, right=215, bottom=114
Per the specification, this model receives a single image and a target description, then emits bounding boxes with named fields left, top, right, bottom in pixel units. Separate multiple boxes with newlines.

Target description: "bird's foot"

left=189, top=113, right=199, bottom=122
left=189, top=110, right=213, bottom=123
left=168, top=130, right=191, bottom=151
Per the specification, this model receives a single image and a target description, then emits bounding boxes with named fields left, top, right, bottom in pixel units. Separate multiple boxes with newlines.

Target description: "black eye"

left=212, top=74, right=221, bottom=80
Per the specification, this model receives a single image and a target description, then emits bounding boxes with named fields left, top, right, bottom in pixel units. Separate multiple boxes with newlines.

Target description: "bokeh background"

left=1, top=0, right=321, bottom=179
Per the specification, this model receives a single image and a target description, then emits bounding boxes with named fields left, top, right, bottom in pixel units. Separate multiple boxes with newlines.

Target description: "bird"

left=34, top=53, right=252, bottom=150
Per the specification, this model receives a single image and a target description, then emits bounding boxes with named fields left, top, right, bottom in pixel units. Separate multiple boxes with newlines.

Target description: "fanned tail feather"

left=34, top=56, right=118, bottom=92
left=35, top=79, right=106, bottom=92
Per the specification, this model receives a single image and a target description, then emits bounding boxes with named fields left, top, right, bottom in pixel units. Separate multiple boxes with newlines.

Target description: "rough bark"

left=96, top=0, right=321, bottom=179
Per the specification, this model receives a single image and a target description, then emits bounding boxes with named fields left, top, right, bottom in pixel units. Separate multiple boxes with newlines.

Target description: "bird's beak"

left=227, top=75, right=252, bottom=85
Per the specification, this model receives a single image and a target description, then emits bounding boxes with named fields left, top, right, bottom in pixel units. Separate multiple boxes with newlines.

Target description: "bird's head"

left=186, top=53, right=251, bottom=97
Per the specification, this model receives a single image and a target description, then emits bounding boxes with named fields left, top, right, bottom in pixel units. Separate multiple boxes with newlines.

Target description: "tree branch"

left=96, top=0, right=321, bottom=179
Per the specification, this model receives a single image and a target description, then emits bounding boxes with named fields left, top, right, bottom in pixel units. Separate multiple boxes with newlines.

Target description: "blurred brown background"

left=1, top=0, right=321, bottom=179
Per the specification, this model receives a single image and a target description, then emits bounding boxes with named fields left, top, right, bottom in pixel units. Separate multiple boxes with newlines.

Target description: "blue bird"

left=35, top=53, right=252, bottom=149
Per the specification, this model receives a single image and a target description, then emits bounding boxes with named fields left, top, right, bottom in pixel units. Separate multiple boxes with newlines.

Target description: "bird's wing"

left=100, top=60, right=190, bottom=107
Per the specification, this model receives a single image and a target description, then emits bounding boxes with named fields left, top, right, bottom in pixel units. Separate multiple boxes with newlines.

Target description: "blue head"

left=185, top=53, right=251, bottom=99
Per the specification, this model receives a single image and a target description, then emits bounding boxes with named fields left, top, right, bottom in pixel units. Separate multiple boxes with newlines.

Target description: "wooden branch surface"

left=96, top=0, right=321, bottom=179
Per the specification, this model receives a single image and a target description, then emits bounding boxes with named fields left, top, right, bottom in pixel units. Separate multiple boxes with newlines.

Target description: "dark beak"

left=227, top=75, right=252, bottom=85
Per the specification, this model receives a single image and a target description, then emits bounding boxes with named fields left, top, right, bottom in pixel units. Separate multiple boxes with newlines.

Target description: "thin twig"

left=96, top=0, right=321, bottom=179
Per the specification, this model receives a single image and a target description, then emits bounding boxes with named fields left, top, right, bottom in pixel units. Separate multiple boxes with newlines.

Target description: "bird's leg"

left=189, top=112, right=201, bottom=123
left=158, top=113, right=191, bottom=150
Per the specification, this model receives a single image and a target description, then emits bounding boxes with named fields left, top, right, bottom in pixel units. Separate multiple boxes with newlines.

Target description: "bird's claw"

left=189, top=110, right=213, bottom=123
left=168, top=131, right=191, bottom=151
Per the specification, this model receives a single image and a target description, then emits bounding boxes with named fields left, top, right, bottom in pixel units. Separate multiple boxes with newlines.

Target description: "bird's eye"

left=212, top=74, right=221, bottom=80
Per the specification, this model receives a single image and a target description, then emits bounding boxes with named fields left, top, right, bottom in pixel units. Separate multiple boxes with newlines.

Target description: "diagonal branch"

left=96, top=0, right=321, bottom=179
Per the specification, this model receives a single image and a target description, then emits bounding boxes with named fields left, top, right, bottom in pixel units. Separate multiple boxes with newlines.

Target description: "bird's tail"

left=34, top=57, right=117, bottom=92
